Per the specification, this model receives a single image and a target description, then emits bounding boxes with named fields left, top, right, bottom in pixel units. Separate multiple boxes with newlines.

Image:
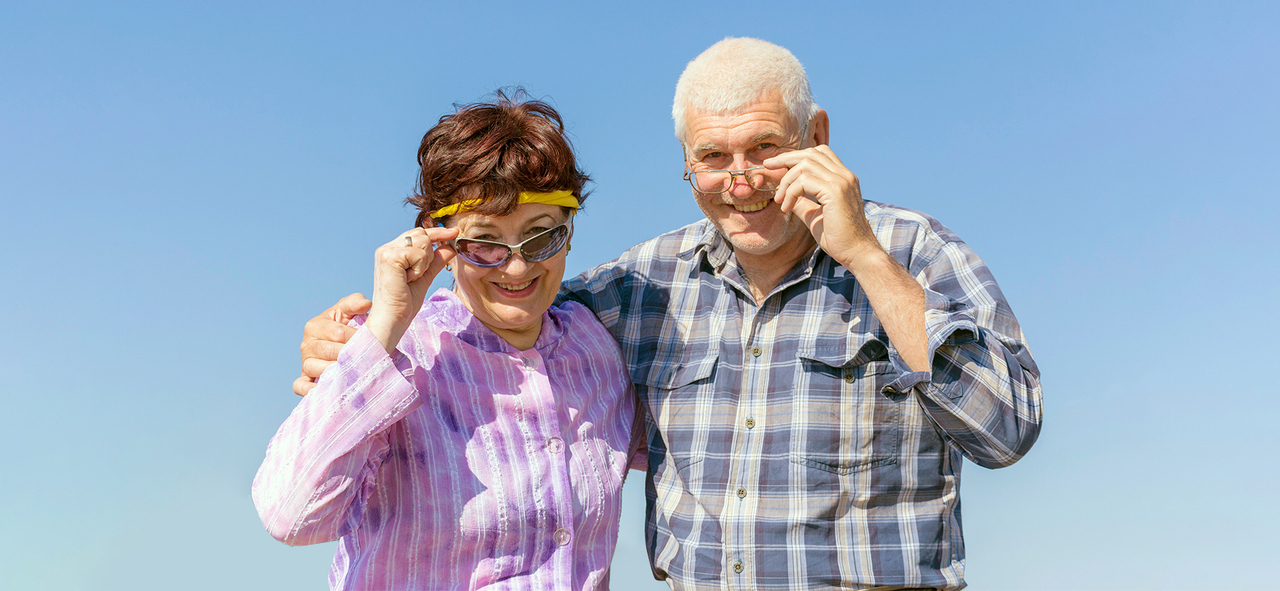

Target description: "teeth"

left=732, top=200, right=769, bottom=213
left=496, top=279, right=534, bottom=291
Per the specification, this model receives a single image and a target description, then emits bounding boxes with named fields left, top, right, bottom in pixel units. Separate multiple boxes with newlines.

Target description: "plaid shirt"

left=561, top=200, right=1042, bottom=590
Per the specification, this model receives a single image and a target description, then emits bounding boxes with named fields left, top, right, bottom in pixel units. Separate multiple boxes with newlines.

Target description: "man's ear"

left=811, top=109, right=831, bottom=146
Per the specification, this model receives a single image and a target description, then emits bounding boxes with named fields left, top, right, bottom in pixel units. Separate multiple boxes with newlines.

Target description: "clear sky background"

left=2, top=2, right=1277, bottom=589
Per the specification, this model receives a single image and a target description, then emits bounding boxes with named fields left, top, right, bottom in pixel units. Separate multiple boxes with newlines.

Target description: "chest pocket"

left=793, top=338, right=901, bottom=474
left=634, top=350, right=719, bottom=473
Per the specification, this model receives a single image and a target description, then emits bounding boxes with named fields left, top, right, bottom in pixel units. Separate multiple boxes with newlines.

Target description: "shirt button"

left=546, top=437, right=564, bottom=454
left=744, top=418, right=756, bottom=429
left=523, top=356, right=539, bottom=370
left=751, top=346, right=762, bottom=357
left=733, top=561, right=744, bottom=574
left=843, top=372, right=855, bottom=383
left=553, top=528, right=572, bottom=546
left=736, top=487, right=747, bottom=499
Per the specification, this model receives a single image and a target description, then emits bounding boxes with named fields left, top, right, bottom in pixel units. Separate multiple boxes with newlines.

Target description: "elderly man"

left=295, top=38, right=1041, bottom=590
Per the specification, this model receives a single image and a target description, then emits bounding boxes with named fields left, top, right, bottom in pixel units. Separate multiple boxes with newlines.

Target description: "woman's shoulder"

left=548, top=298, right=602, bottom=328
left=397, top=288, right=484, bottom=357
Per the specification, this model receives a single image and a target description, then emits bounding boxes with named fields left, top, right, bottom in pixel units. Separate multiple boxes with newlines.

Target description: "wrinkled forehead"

left=679, top=89, right=791, bottom=140
left=682, top=110, right=796, bottom=155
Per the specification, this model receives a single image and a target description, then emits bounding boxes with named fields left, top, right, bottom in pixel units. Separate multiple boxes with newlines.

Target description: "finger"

left=305, top=316, right=359, bottom=345
left=763, top=146, right=821, bottom=171
left=776, top=174, right=820, bottom=214
left=301, top=356, right=335, bottom=380
left=422, top=244, right=456, bottom=283
left=293, top=375, right=316, bottom=397
left=333, top=293, right=371, bottom=321
left=789, top=194, right=824, bottom=229
left=397, top=243, right=429, bottom=277
left=777, top=147, right=860, bottom=203
left=395, top=226, right=430, bottom=244
left=773, top=160, right=825, bottom=213
left=302, top=333, right=352, bottom=370
left=422, top=226, right=459, bottom=243
left=812, top=144, right=851, bottom=172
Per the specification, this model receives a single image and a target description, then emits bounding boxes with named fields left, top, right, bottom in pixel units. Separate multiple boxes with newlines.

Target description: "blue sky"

left=2, top=2, right=1277, bottom=589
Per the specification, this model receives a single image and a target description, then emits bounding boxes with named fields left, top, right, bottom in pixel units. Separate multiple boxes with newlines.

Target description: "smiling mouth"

left=731, top=200, right=771, bottom=213
left=495, top=278, right=536, bottom=293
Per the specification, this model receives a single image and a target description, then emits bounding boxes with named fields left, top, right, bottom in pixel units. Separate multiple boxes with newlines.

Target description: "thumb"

left=336, top=293, right=372, bottom=320
left=790, top=196, right=824, bottom=230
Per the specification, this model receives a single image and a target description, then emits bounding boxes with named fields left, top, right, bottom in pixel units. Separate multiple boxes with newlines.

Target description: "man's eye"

left=754, top=143, right=780, bottom=156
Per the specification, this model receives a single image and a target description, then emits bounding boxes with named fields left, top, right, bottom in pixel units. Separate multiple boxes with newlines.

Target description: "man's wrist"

left=835, top=241, right=894, bottom=278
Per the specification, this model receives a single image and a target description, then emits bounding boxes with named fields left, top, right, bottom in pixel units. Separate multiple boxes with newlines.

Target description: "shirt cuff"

left=881, top=287, right=978, bottom=400
left=341, top=314, right=415, bottom=379
left=314, top=323, right=418, bottom=414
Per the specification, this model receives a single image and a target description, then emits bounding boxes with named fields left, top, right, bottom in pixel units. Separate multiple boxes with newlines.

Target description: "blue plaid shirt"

left=561, top=200, right=1042, bottom=590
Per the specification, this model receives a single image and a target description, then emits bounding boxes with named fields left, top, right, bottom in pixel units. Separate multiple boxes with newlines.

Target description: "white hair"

left=672, top=37, right=820, bottom=144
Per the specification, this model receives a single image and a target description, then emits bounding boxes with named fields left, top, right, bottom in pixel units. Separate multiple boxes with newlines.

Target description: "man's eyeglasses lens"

left=453, top=222, right=571, bottom=268
left=686, top=167, right=779, bottom=194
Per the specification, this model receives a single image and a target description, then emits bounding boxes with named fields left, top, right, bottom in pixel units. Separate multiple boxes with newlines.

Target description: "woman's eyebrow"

left=463, top=214, right=559, bottom=233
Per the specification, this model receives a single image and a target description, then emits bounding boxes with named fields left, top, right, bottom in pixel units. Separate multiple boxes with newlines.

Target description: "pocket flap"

left=797, top=337, right=889, bottom=369
left=637, top=352, right=718, bottom=389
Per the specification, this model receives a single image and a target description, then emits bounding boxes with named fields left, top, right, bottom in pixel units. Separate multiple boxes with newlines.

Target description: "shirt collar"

left=676, top=220, right=734, bottom=270
left=428, top=288, right=564, bottom=356
left=676, top=219, right=827, bottom=291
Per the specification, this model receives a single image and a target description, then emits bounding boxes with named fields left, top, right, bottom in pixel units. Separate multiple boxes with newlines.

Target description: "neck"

left=486, top=321, right=541, bottom=351
left=452, top=288, right=543, bottom=351
left=734, top=234, right=817, bottom=303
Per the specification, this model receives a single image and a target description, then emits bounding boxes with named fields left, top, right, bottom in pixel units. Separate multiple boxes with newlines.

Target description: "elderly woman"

left=252, top=93, right=641, bottom=590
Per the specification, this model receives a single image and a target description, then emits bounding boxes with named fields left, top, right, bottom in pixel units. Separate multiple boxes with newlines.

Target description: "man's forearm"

left=839, top=248, right=929, bottom=372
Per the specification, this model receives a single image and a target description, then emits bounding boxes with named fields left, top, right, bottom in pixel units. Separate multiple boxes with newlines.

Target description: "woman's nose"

left=501, top=251, right=533, bottom=275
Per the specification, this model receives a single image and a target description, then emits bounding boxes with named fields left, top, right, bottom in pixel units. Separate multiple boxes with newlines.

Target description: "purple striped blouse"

left=253, top=289, right=641, bottom=590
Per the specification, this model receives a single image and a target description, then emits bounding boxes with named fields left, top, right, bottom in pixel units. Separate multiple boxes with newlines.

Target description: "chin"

left=723, top=225, right=801, bottom=257
left=484, top=305, right=542, bottom=330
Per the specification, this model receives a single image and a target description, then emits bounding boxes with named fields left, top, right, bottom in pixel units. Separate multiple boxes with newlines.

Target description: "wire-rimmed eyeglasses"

left=681, top=122, right=809, bottom=194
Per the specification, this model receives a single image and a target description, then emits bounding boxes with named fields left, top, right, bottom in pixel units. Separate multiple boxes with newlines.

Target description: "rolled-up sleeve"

left=252, top=324, right=421, bottom=545
left=884, top=239, right=1043, bottom=469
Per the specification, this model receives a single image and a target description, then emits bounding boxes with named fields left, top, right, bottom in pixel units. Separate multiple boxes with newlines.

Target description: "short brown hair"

left=407, top=89, right=591, bottom=227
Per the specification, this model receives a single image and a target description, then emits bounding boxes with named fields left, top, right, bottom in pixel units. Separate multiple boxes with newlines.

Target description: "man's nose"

left=728, top=177, right=756, bottom=198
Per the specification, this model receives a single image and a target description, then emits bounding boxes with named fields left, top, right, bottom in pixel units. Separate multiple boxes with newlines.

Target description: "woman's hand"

left=365, top=226, right=458, bottom=354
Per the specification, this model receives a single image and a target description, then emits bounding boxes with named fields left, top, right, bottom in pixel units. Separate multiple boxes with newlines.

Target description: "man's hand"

left=765, top=145, right=882, bottom=273
left=294, top=293, right=371, bottom=396
left=765, top=146, right=930, bottom=372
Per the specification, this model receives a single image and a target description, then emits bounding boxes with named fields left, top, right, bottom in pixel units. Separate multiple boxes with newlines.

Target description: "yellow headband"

left=430, top=190, right=579, bottom=219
